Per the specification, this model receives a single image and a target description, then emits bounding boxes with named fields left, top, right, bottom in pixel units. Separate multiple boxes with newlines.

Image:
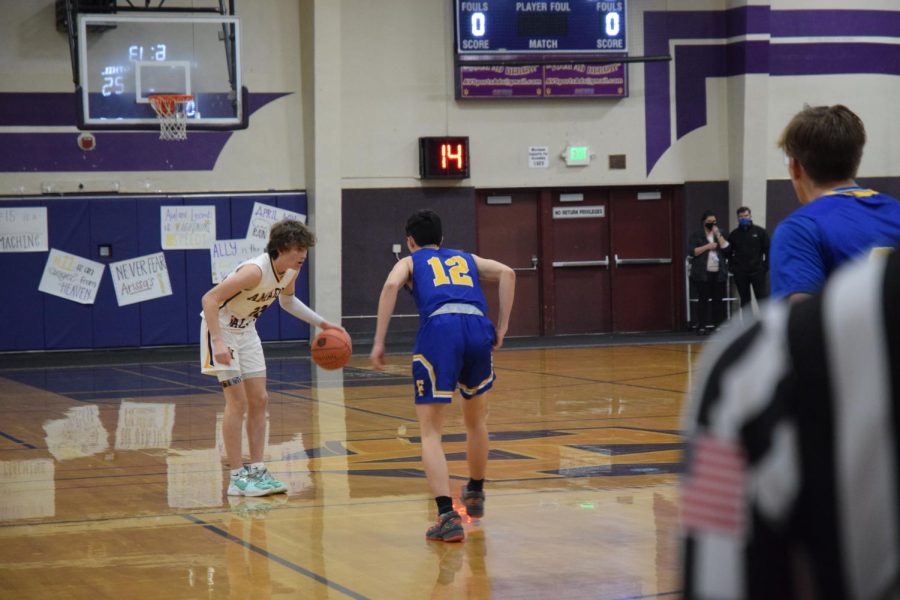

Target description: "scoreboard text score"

left=456, top=0, right=627, bottom=55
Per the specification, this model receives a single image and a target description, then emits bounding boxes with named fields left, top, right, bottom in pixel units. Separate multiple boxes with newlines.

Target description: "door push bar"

left=614, top=255, right=673, bottom=266
left=513, top=255, right=539, bottom=272
left=551, top=256, right=610, bottom=268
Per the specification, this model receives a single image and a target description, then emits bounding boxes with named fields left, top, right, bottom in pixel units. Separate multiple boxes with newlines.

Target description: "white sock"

left=230, top=469, right=242, bottom=477
left=250, top=462, right=266, bottom=471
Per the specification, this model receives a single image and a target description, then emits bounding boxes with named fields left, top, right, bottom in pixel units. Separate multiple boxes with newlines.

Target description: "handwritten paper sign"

left=0, top=207, right=48, bottom=252
left=109, top=252, right=173, bottom=307
left=38, top=249, right=105, bottom=304
left=246, top=202, right=306, bottom=244
left=210, top=238, right=264, bottom=284
left=161, top=205, right=216, bottom=250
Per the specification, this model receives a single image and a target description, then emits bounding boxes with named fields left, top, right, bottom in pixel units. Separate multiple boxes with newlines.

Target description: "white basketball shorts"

left=200, top=319, right=266, bottom=382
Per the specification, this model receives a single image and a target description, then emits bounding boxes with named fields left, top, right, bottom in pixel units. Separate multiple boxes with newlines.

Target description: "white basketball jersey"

left=215, top=253, right=298, bottom=330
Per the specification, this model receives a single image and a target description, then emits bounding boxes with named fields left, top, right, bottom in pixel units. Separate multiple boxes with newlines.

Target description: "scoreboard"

left=456, top=0, right=627, bottom=55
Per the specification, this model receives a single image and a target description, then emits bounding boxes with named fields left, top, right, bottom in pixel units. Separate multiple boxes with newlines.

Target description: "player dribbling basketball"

left=200, top=219, right=346, bottom=497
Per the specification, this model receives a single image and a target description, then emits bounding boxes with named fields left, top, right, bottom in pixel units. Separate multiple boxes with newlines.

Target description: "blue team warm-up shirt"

left=770, top=187, right=900, bottom=298
left=409, top=248, right=494, bottom=403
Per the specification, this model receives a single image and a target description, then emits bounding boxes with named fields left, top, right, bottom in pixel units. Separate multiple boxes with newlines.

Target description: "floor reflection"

left=167, top=448, right=223, bottom=509
left=0, top=458, right=55, bottom=520
left=115, top=401, right=175, bottom=450
left=43, top=405, right=109, bottom=460
left=0, top=343, right=693, bottom=598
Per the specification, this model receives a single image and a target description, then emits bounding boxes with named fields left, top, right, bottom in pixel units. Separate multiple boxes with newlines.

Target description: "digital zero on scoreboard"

left=419, top=137, right=470, bottom=179
left=456, top=0, right=627, bottom=55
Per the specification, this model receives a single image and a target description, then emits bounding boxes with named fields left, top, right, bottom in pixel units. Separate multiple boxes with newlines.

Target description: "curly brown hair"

left=266, top=219, right=316, bottom=259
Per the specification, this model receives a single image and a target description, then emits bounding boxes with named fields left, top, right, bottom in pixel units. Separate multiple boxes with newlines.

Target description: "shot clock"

left=419, top=137, right=470, bottom=179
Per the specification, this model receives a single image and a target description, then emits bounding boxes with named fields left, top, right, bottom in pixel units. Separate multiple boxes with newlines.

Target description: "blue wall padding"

left=91, top=197, right=141, bottom=348
left=2, top=199, right=47, bottom=350
left=0, top=192, right=308, bottom=352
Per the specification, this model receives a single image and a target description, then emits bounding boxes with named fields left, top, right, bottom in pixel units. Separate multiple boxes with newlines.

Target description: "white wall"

left=2, top=0, right=900, bottom=197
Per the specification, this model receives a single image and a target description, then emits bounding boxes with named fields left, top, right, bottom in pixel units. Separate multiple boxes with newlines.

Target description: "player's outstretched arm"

left=279, top=276, right=347, bottom=333
left=370, top=257, right=413, bottom=370
left=473, top=255, right=515, bottom=350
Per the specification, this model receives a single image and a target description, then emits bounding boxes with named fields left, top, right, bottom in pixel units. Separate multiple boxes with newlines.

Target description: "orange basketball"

left=310, top=329, right=352, bottom=370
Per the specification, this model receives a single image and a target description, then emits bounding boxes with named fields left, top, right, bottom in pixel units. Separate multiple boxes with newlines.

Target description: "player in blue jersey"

left=370, top=209, right=515, bottom=543
left=772, top=104, right=900, bottom=301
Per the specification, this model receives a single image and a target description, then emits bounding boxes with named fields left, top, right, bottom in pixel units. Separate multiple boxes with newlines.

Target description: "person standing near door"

left=689, top=210, right=730, bottom=334
left=727, top=206, right=769, bottom=311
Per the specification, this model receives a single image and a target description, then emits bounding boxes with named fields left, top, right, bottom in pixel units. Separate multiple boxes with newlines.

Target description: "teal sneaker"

left=227, top=467, right=275, bottom=497
left=249, top=465, right=288, bottom=494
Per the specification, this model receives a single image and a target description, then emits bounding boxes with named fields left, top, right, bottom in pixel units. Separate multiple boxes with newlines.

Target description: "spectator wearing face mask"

left=688, top=210, right=731, bottom=334
left=726, top=206, right=770, bottom=311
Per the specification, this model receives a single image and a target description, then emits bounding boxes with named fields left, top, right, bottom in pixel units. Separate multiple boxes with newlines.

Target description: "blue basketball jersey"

left=771, top=187, right=900, bottom=297
left=410, top=248, right=488, bottom=319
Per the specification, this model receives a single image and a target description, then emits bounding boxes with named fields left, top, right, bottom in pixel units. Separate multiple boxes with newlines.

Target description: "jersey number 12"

left=427, top=256, right=474, bottom=287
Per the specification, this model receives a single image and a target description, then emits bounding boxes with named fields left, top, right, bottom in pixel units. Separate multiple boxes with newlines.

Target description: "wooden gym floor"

left=0, top=338, right=702, bottom=599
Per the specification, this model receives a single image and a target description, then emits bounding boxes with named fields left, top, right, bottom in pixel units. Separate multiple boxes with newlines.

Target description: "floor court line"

left=179, top=512, right=371, bottom=600
left=0, top=430, right=36, bottom=449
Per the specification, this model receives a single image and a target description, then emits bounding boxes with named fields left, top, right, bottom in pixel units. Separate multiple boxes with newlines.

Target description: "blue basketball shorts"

left=412, top=313, right=496, bottom=404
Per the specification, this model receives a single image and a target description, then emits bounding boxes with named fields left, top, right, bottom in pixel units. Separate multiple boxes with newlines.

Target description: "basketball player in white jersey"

left=201, top=219, right=344, bottom=496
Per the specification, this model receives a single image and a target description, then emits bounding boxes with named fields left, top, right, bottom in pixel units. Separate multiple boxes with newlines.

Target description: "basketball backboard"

left=77, top=13, right=245, bottom=130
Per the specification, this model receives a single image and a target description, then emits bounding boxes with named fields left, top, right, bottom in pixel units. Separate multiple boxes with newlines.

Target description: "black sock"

left=436, top=496, right=453, bottom=515
left=467, top=478, right=484, bottom=492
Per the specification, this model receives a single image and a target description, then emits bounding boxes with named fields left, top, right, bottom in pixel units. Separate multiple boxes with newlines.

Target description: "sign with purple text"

left=246, top=202, right=307, bottom=244
left=543, top=63, right=625, bottom=97
left=161, top=205, right=216, bottom=250
left=0, top=207, right=48, bottom=253
left=458, top=63, right=626, bottom=98
left=210, top=238, right=264, bottom=284
left=110, top=252, right=172, bottom=307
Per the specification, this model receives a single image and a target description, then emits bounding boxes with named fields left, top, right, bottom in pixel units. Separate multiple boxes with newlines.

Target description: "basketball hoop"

left=149, top=94, right=193, bottom=141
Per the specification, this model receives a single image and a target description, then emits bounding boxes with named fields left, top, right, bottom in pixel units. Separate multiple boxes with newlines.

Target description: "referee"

left=680, top=249, right=900, bottom=599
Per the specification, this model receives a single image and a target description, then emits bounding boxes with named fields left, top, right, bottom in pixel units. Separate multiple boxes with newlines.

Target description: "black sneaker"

left=459, top=485, right=485, bottom=519
left=426, top=510, right=464, bottom=543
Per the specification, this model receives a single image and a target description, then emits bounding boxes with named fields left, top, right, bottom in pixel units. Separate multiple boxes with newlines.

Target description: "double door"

left=476, top=187, right=681, bottom=335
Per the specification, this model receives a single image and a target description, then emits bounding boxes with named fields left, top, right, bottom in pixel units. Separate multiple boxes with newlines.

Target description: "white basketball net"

left=149, top=95, right=192, bottom=141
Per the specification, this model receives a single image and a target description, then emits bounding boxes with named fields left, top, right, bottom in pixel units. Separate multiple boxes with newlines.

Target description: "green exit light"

left=569, top=146, right=588, bottom=161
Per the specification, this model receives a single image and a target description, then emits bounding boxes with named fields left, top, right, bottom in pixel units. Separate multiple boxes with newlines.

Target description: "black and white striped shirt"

left=681, top=250, right=900, bottom=599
